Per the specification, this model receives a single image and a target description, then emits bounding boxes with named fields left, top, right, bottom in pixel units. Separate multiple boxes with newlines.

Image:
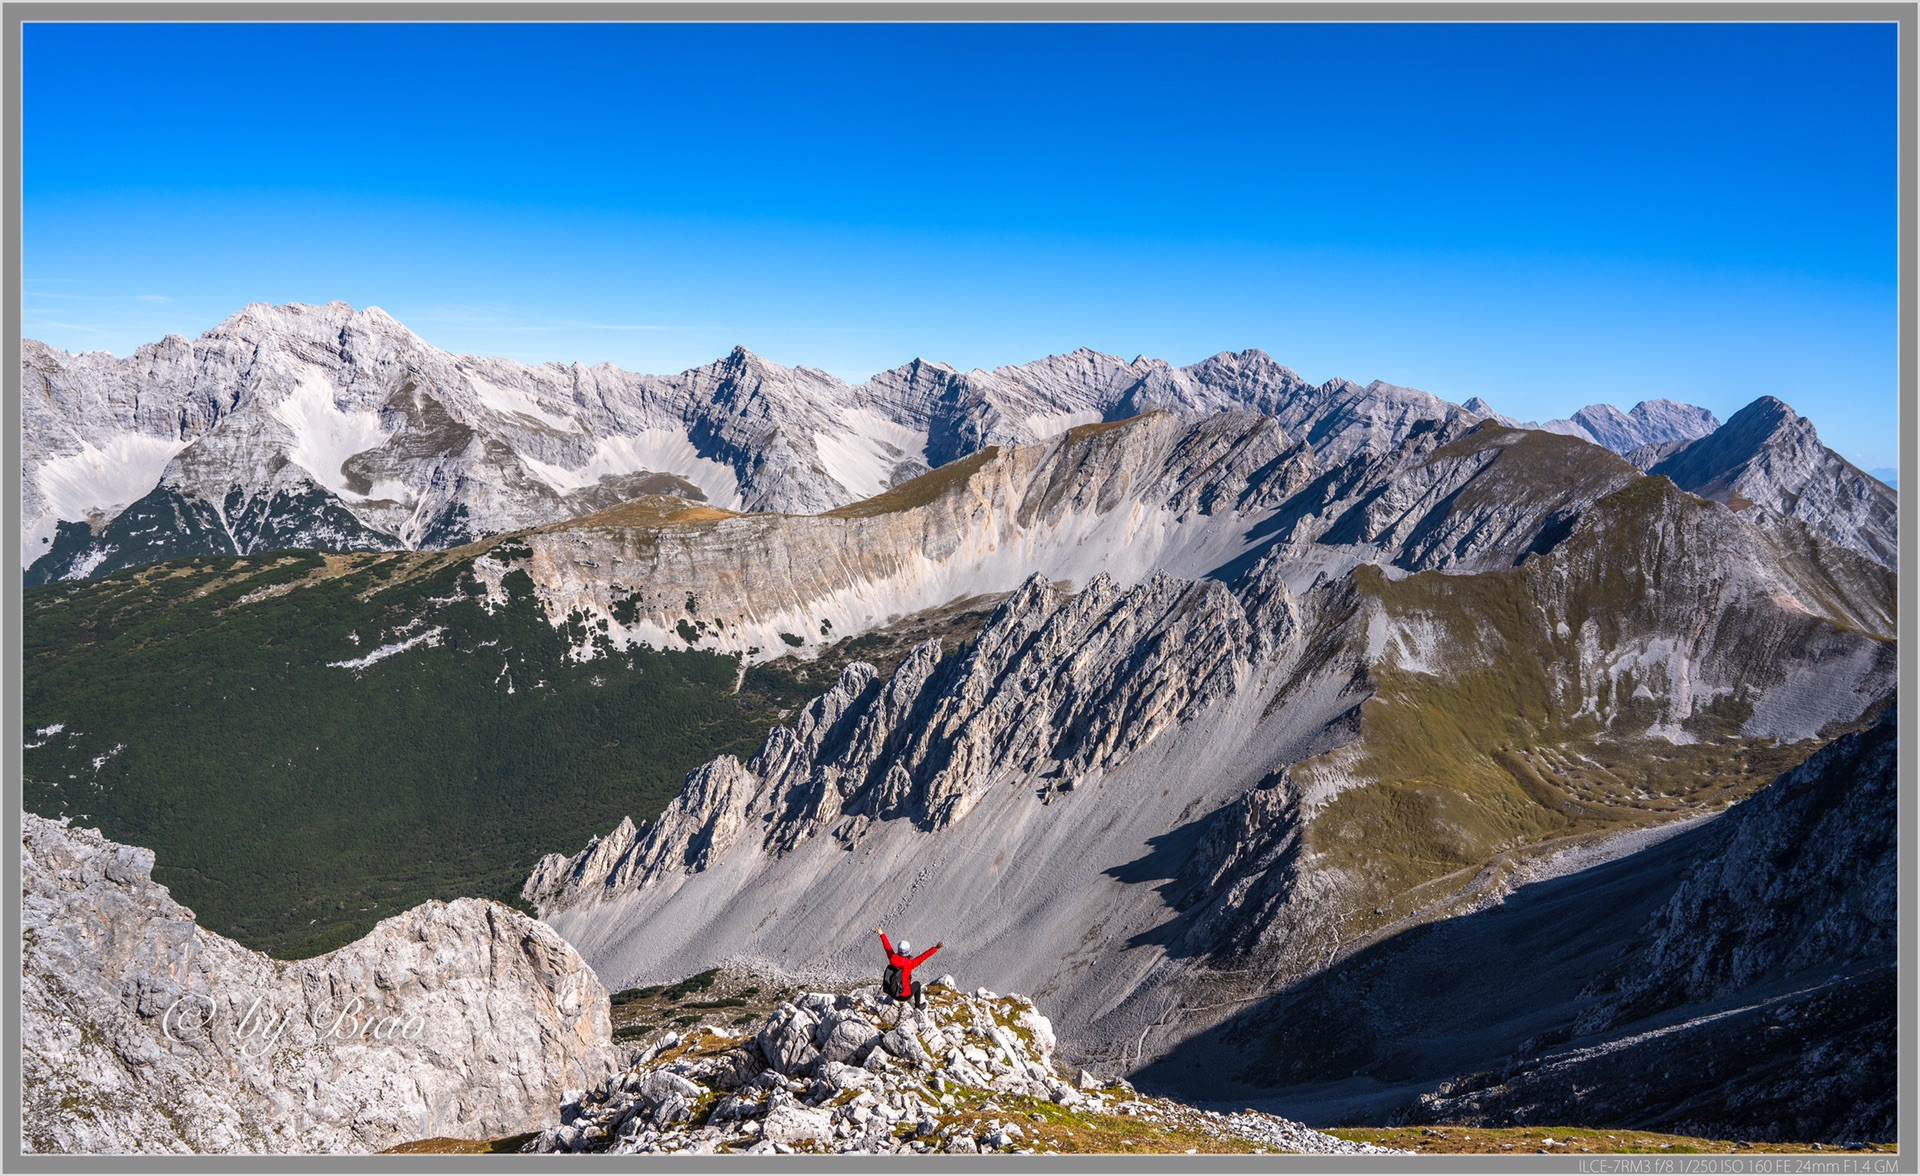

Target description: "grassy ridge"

left=23, top=548, right=810, bottom=959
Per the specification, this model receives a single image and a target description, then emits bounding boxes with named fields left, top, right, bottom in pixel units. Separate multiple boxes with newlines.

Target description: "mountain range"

left=20, top=302, right=1899, bottom=1150
left=26, top=301, right=1745, bottom=584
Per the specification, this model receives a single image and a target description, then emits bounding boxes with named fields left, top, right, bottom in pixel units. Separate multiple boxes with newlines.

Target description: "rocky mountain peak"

left=1712, top=393, right=1801, bottom=441
left=1647, top=394, right=1894, bottom=567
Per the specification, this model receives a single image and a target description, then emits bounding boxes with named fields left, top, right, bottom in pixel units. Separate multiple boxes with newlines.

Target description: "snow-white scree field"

left=25, top=300, right=1733, bottom=577
left=527, top=980, right=1403, bottom=1156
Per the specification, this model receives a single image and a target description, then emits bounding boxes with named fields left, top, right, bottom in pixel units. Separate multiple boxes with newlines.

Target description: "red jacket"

left=879, top=932, right=940, bottom=994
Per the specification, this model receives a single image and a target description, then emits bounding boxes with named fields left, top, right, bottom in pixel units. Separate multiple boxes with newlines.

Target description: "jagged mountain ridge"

left=26, top=302, right=1463, bottom=580
left=457, top=407, right=1888, bottom=669
left=1462, top=396, right=1722, bottom=456
left=27, top=301, right=1741, bottom=583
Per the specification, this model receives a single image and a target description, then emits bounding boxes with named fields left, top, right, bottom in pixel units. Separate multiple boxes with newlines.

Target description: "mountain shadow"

left=1135, top=713, right=1897, bottom=1144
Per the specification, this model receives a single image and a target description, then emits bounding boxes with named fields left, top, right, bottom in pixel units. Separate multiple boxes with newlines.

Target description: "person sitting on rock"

left=875, top=924, right=941, bottom=1007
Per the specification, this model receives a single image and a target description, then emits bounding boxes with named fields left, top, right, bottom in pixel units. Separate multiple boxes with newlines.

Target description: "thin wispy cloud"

left=558, top=321, right=669, bottom=332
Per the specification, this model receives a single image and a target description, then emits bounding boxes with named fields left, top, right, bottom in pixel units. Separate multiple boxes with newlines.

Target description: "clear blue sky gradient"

left=23, top=21, right=1901, bottom=468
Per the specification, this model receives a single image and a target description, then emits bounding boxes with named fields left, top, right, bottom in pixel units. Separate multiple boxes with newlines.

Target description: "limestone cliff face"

left=22, top=813, right=617, bottom=1154
left=491, top=410, right=1312, bottom=663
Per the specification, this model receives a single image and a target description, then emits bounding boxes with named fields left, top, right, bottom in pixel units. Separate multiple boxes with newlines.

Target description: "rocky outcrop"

left=22, top=813, right=618, bottom=1154
left=524, top=983, right=1395, bottom=1155
left=1647, top=396, right=1897, bottom=568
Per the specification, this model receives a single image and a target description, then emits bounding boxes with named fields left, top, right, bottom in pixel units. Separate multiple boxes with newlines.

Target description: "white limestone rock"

left=21, top=813, right=618, bottom=1154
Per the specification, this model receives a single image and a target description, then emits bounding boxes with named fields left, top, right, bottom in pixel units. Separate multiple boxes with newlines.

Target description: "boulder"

left=815, top=1011, right=882, bottom=1065
left=755, top=1004, right=821, bottom=1076
left=761, top=1091, right=835, bottom=1147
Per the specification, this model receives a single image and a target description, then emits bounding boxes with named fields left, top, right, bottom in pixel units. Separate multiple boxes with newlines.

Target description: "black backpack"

left=883, top=963, right=905, bottom=1000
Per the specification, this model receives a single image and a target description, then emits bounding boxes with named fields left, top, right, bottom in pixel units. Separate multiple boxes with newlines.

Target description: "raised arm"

left=876, top=926, right=895, bottom=956
left=911, top=941, right=942, bottom=966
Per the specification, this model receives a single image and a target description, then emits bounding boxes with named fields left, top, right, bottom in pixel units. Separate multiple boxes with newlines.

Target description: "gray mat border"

left=4, top=2, right=1913, bottom=1172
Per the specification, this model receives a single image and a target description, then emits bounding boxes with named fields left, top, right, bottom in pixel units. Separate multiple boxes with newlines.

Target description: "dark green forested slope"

left=23, top=546, right=821, bottom=959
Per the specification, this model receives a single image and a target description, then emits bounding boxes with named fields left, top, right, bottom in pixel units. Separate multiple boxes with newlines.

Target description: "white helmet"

left=898, top=940, right=912, bottom=955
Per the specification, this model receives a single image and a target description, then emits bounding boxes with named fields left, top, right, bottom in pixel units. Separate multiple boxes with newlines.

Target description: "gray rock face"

left=526, top=569, right=1260, bottom=906
left=21, top=813, right=618, bottom=1154
left=1303, top=423, right=1645, bottom=574
left=1646, top=395, right=1897, bottom=568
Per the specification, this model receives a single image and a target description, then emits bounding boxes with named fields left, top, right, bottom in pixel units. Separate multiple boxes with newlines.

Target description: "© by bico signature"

left=162, top=991, right=427, bottom=1057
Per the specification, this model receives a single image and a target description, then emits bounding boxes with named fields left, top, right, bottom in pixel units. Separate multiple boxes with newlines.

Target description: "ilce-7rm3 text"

left=1577, top=1161, right=1897, bottom=1174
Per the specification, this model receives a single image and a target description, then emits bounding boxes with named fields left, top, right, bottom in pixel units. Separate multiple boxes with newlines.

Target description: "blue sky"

left=23, top=21, right=1901, bottom=469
